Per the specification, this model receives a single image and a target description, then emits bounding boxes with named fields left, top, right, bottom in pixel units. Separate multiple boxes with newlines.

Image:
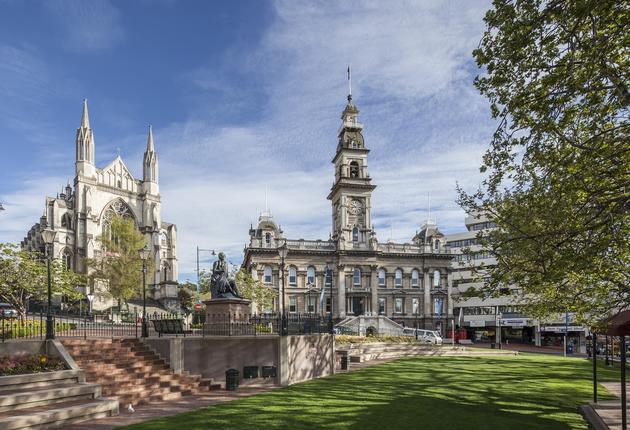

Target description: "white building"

left=22, top=100, right=179, bottom=311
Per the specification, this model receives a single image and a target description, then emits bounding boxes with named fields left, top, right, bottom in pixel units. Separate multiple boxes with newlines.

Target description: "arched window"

left=61, top=248, right=72, bottom=270
left=411, top=269, right=419, bottom=287
left=307, top=266, right=316, bottom=286
left=264, top=266, right=272, bottom=284
left=395, top=269, right=403, bottom=287
left=433, top=270, right=441, bottom=288
left=265, top=233, right=272, bottom=247
left=160, top=232, right=169, bottom=246
left=349, top=161, right=360, bottom=178
left=353, top=268, right=361, bottom=286
left=434, top=240, right=439, bottom=250
left=378, top=269, right=386, bottom=286
left=288, top=266, right=297, bottom=285
left=352, top=227, right=359, bottom=243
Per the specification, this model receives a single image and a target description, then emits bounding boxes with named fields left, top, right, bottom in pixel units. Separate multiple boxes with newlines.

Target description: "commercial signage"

left=500, top=318, right=530, bottom=327
left=469, top=320, right=486, bottom=328
left=541, top=326, right=586, bottom=332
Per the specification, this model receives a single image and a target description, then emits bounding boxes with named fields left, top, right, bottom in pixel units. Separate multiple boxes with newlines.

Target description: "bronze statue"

left=210, top=252, right=242, bottom=299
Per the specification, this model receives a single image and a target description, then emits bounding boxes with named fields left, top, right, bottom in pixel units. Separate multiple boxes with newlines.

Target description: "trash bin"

left=568, top=344, right=574, bottom=354
left=225, top=368, right=239, bottom=391
left=341, top=355, right=348, bottom=370
left=490, top=343, right=496, bottom=349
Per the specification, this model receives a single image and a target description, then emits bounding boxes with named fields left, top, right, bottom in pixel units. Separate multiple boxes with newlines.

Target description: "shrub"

left=0, top=354, right=67, bottom=376
left=0, top=320, right=76, bottom=339
left=335, top=335, right=420, bottom=344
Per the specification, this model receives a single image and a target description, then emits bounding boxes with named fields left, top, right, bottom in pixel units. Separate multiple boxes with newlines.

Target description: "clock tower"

left=327, top=92, right=376, bottom=250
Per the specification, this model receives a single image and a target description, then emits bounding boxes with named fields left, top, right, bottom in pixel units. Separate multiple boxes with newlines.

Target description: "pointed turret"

left=81, top=99, right=90, bottom=128
left=143, top=125, right=159, bottom=195
left=75, top=99, right=96, bottom=178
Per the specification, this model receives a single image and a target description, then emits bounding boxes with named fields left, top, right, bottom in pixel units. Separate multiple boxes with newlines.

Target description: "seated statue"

left=210, top=252, right=242, bottom=299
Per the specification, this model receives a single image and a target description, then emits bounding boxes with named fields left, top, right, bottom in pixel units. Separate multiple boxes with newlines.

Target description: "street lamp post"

left=278, top=242, right=288, bottom=336
left=326, top=264, right=334, bottom=334
left=139, top=246, right=150, bottom=338
left=41, top=229, right=57, bottom=340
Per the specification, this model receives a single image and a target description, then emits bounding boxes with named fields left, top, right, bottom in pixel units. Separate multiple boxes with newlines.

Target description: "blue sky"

left=0, top=0, right=495, bottom=282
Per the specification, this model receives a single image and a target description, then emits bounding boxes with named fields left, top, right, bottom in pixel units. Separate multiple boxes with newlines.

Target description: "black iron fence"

left=1, top=312, right=331, bottom=342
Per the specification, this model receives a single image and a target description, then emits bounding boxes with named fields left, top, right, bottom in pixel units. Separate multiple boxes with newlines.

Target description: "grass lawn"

left=121, top=354, right=619, bottom=430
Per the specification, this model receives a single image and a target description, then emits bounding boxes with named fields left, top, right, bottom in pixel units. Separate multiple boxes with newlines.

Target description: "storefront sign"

left=469, top=320, right=486, bottom=328
left=500, top=318, right=530, bottom=327
left=541, top=326, right=586, bottom=332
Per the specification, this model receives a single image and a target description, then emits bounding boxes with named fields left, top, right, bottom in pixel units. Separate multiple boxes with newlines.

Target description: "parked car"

left=0, top=303, right=18, bottom=318
left=402, top=328, right=443, bottom=345
left=333, top=326, right=354, bottom=335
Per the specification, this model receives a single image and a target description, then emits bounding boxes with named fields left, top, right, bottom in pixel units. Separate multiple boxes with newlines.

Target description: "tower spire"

left=147, top=124, right=154, bottom=151
left=81, top=99, right=90, bottom=129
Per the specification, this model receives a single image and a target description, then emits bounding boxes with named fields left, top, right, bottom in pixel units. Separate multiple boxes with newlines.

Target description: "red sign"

left=194, top=304, right=203, bottom=311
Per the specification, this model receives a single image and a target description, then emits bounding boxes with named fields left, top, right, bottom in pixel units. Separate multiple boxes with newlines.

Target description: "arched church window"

left=265, top=233, right=272, bottom=247
left=353, top=268, right=361, bottom=286
left=160, top=232, right=169, bottom=246
left=349, top=161, right=360, bottom=178
left=350, top=139, right=357, bottom=148
left=101, top=199, right=135, bottom=240
left=264, top=266, right=272, bottom=284
left=352, top=227, right=359, bottom=243
left=307, top=266, right=316, bottom=286
left=61, top=248, right=72, bottom=270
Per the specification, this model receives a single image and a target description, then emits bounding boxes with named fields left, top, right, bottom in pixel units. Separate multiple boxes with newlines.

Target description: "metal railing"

left=1, top=312, right=331, bottom=341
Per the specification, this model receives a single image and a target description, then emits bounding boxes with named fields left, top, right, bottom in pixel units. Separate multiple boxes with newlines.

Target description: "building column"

left=423, top=270, right=431, bottom=317
left=370, top=266, right=378, bottom=316
left=447, top=271, right=453, bottom=316
left=337, top=265, right=346, bottom=318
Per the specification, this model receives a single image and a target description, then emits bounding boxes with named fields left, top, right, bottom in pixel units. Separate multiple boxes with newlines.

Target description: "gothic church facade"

left=21, top=101, right=178, bottom=310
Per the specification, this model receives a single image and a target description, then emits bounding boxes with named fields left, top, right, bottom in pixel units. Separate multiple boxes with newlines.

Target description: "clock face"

left=348, top=199, right=363, bottom=215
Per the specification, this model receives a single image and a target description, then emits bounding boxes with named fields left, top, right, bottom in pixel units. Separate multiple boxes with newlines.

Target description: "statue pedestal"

left=203, top=297, right=252, bottom=322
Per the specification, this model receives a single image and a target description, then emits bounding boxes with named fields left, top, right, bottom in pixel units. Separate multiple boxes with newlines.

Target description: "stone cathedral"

left=243, top=93, right=454, bottom=334
left=21, top=100, right=179, bottom=311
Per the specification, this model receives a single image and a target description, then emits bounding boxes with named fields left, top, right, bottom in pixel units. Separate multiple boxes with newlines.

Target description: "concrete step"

left=0, top=383, right=101, bottom=412
left=0, top=370, right=84, bottom=393
left=0, top=398, right=119, bottom=430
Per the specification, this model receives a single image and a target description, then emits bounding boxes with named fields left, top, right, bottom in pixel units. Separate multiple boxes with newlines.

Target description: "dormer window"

left=265, top=233, right=272, bottom=246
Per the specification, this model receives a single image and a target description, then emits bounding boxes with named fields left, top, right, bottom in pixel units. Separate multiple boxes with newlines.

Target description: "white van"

left=402, top=328, right=443, bottom=345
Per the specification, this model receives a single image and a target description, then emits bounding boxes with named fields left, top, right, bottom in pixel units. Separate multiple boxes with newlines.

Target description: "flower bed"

left=0, top=354, right=67, bottom=376
left=335, top=335, right=419, bottom=344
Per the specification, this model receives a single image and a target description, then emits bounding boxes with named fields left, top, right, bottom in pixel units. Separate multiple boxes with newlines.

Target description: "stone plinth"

left=203, top=298, right=252, bottom=322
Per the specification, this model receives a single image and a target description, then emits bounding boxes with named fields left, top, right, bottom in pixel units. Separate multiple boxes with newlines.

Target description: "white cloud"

left=4, top=1, right=496, bottom=281
left=45, top=0, right=124, bottom=52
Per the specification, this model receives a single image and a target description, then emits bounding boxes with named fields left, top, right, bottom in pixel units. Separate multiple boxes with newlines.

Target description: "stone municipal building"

left=21, top=101, right=179, bottom=311
left=243, top=94, right=454, bottom=334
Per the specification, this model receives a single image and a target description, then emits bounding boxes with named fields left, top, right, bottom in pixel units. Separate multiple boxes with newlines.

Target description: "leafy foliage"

left=0, top=243, right=83, bottom=319
left=86, top=216, right=153, bottom=306
left=0, top=354, right=67, bottom=376
left=236, top=269, right=277, bottom=313
left=178, top=282, right=196, bottom=312
left=458, top=0, right=630, bottom=324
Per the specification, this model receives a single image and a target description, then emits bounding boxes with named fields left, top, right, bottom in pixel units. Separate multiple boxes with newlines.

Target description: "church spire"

left=75, top=99, right=95, bottom=177
left=81, top=98, right=90, bottom=129
left=143, top=125, right=159, bottom=193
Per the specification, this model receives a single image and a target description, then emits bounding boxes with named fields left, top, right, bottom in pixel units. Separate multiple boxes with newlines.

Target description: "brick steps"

left=61, top=339, right=209, bottom=407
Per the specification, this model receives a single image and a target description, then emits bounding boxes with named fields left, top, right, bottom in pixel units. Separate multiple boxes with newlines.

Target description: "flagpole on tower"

left=347, top=65, right=352, bottom=101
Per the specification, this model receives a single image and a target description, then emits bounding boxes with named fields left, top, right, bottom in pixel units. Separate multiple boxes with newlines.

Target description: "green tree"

left=0, top=243, right=83, bottom=320
left=458, top=0, right=629, bottom=324
left=178, top=281, right=197, bottom=312
left=235, top=269, right=277, bottom=314
left=86, top=216, right=152, bottom=308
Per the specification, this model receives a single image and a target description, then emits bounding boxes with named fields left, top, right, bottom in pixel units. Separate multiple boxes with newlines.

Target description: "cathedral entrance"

left=351, top=297, right=364, bottom=316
